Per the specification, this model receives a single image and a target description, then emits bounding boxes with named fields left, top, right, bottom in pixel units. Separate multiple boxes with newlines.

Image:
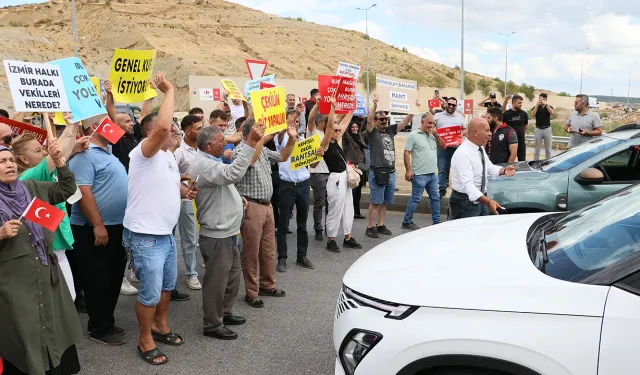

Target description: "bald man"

left=449, top=117, right=516, bottom=219
left=112, top=112, right=140, bottom=172
left=0, top=123, right=13, bottom=147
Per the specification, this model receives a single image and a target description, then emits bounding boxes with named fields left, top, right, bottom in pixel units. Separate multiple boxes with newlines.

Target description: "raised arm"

left=104, top=80, right=117, bottom=122
left=367, top=94, right=378, bottom=132
left=320, top=98, right=337, bottom=150
left=547, top=105, right=555, bottom=116
left=278, top=123, right=299, bottom=162
left=307, top=97, right=320, bottom=133
left=44, top=139, right=77, bottom=205
left=502, top=95, right=511, bottom=113
left=141, top=72, right=174, bottom=158
left=45, top=112, right=80, bottom=173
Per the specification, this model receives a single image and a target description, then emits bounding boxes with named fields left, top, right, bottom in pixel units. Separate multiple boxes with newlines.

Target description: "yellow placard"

left=250, top=86, right=286, bottom=136
left=109, top=49, right=158, bottom=103
left=53, top=112, right=66, bottom=126
left=290, top=134, right=322, bottom=170
left=221, top=79, right=246, bottom=101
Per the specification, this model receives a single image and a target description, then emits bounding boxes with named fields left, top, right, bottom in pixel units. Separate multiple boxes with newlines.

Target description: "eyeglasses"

left=2, top=134, right=15, bottom=145
left=447, top=103, right=457, bottom=107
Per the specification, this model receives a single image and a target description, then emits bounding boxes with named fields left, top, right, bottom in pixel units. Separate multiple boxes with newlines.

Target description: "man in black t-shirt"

left=531, top=93, right=555, bottom=160
left=480, top=92, right=503, bottom=109
left=502, top=94, right=529, bottom=161
left=486, top=107, right=518, bottom=164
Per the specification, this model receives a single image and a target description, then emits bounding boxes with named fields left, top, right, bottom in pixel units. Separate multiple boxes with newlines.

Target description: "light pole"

left=459, top=0, right=464, bottom=101
left=627, top=62, right=638, bottom=106
left=356, top=4, right=377, bottom=108
left=577, top=47, right=589, bottom=94
left=72, top=0, right=78, bottom=57
left=499, top=32, right=515, bottom=98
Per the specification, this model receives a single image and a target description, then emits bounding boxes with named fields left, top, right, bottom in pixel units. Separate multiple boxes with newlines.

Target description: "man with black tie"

left=449, top=117, right=516, bottom=220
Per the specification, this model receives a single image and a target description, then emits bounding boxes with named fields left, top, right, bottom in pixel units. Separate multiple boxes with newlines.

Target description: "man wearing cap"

left=480, top=92, right=503, bottom=109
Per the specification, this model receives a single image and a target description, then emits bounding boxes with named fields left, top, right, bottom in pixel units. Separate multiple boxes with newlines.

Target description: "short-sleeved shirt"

left=307, top=129, right=330, bottom=173
left=111, top=133, right=139, bottom=172
left=69, top=144, right=128, bottom=226
left=233, top=140, right=280, bottom=200
left=368, top=124, right=398, bottom=171
left=404, top=130, right=437, bottom=175
left=434, top=111, right=467, bottom=149
left=533, top=105, right=554, bottom=128
left=275, top=133, right=309, bottom=183
left=489, top=123, right=518, bottom=164
left=503, top=109, right=529, bottom=129
left=483, top=101, right=502, bottom=109
left=19, top=159, right=74, bottom=250
left=324, top=142, right=347, bottom=173
left=567, top=110, right=603, bottom=148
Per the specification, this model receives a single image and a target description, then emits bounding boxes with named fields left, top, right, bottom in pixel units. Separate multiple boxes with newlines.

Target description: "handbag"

left=338, top=148, right=362, bottom=189
left=372, top=167, right=390, bottom=186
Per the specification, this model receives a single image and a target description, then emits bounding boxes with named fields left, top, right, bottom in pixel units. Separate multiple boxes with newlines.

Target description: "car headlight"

left=343, top=285, right=418, bottom=320
left=339, top=329, right=383, bottom=375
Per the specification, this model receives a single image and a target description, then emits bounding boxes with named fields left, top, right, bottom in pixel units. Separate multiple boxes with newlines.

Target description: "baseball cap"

left=489, top=92, right=496, bottom=98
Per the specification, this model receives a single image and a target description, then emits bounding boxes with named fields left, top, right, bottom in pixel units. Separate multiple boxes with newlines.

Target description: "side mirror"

left=575, top=167, right=604, bottom=185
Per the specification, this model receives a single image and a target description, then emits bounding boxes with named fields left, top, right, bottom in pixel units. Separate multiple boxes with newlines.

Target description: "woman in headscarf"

left=341, top=119, right=367, bottom=219
left=11, top=113, right=89, bottom=300
left=0, top=140, right=83, bottom=375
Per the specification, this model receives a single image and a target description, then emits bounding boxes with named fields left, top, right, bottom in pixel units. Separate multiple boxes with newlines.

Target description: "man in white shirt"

left=434, top=97, right=468, bottom=197
left=449, top=117, right=515, bottom=220
left=122, top=73, right=198, bottom=366
left=173, top=114, right=204, bottom=290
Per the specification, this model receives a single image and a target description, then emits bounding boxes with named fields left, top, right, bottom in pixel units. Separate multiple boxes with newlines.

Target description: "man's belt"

left=536, top=126, right=550, bottom=129
left=280, top=179, right=310, bottom=187
left=244, top=197, right=271, bottom=206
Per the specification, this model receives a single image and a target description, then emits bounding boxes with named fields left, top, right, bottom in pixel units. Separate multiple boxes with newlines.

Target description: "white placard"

left=336, top=61, right=361, bottom=79
left=390, top=91, right=408, bottom=102
left=3, top=60, right=70, bottom=112
left=390, top=102, right=410, bottom=112
left=199, top=88, right=214, bottom=101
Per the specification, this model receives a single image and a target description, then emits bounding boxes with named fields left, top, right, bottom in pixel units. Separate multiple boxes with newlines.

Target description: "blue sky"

left=0, top=0, right=45, bottom=6
left=6, top=0, right=640, bottom=98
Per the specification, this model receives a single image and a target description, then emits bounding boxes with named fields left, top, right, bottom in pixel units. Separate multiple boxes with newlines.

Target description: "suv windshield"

left=529, top=184, right=640, bottom=282
left=536, top=137, right=623, bottom=173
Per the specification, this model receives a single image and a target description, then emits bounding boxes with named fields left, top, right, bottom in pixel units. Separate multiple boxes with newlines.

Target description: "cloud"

left=404, top=46, right=442, bottom=63
left=340, top=20, right=387, bottom=41
left=481, top=42, right=502, bottom=53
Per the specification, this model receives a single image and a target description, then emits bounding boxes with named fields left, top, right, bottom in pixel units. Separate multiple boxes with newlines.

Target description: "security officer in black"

left=486, top=107, right=518, bottom=164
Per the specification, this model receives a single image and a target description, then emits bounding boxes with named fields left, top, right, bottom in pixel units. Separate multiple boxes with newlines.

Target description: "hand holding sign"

left=287, top=120, right=299, bottom=139
left=247, top=121, right=266, bottom=147
left=103, top=80, right=112, bottom=93
left=47, top=137, right=65, bottom=167
left=415, top=99, right=421, bottom=107
left=373, top=94, right=379, bottom=104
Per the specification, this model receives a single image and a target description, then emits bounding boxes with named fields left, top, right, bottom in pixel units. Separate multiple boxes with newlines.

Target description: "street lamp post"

left=459, top=0, right=464, bottom=101
left=72, top=0, right=78, bottom=57
left=577, top=47, right=589, bottom=94
left=356, top=4, right=377, bottom=108
left=499, top=32, right=515, bottom=98
left=627, top=62, right=638, bottom=106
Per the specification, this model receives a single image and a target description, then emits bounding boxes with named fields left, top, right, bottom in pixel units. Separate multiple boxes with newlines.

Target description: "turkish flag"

left=260, top=81, right=276, bottom=89
left=23, top=197, right=66, bottom=232
left=428, top=99, right=440, bottom=108
left=95, top=116, right=125, bottom=144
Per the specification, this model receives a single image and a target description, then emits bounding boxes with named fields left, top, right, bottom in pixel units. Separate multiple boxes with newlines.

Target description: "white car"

left=333, top=184, right=640, bottom=375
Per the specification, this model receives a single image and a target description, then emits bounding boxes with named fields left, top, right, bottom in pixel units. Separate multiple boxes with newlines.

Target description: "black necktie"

left=479, top=147, right=486, bottom=194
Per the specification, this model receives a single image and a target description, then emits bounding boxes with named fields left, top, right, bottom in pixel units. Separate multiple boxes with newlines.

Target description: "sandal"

left=258, top=288, right=287, bottom=297
left=244, top=296, right=264, bottom=308
left=151, top=330, right=184, bottom=346
left=137, top=346, right=168, bottom=365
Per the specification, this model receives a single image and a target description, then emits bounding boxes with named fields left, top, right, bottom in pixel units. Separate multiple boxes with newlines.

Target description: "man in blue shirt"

left=69, top=116, right=129, bottom=346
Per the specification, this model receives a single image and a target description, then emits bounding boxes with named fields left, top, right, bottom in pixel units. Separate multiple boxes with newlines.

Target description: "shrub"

left=358, top=71, right=376, bottom=91
left=445, top=71, right=455, bottom=79
left=463, top=76, right=476, bottom=96
left=520, top=83, right=536, bottom=101
left=477, top=78, right=492, bottom=96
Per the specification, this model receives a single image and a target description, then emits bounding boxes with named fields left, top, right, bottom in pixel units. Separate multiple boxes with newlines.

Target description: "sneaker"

left=365, top=226, right=379, bottom=239
left=296, top=256, right=315, bottom=269
left=129, top=270, right=139, bottom=283
left=402, top=222, right=421, bottom=231
left=120, top=277, right=138, bottom=296
left=276, top=259, right=287, bottom=273
left=377, top=225, right=393, bottom=236
left=314, top=230, right=324, bottom=241
left=170, top=289, right=191, bottom=301
left=327, top=240, right=341, bottom=253
left=90, top=332, right=126, bottom=346
left=186, top=276, right=202, bottom=290
left=343, top=237, right=363, bottom=249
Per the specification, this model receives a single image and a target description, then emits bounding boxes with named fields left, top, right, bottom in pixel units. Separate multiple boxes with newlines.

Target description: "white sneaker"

left=186, top=276, right=202, bottom=290
left=129, top=270, right=139, bottom=283
left=120, top=277, right=138, bottom=295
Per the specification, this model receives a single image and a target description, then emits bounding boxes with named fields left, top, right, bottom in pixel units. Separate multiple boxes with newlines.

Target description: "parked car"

left=333, top=183, right=640, bottom=375
left=488, top=129, right=640, bottom=213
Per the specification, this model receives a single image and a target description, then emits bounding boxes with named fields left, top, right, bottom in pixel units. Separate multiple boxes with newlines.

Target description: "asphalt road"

left=77, top=210, right=433, bottom=375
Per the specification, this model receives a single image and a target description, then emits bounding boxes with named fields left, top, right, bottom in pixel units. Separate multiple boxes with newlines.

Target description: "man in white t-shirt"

left=434, top=97, right=468, bottom=197
left=122, top=73, right=198, bottom=366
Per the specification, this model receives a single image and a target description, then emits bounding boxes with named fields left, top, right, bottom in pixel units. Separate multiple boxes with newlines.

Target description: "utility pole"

left=356, top=4, right=377, bottom=108
left=499, top=32, right=515, bottom=98
left=459, top=0, right=464, bottom=101
left=72, top=0, right=78, bottom=57
left=577, top=47, right=589, bottom=94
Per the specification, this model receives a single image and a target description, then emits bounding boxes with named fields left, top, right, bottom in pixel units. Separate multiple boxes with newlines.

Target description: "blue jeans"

left=368, top=170, right=396, bottom=205
left=437, top=147, right=458, bottom=192
left=177, top=200, right=198, bottom=277
left=123, top=229, right=178, bottom=307
left=403, top=173, right=441, bottom=225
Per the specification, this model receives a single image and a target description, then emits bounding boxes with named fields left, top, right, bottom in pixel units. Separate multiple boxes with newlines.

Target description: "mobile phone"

left=435, top=89, right=439, bottom=95
left=187, top=175, right=199, bottom=194
left=497, top=207, right=508, bottom=214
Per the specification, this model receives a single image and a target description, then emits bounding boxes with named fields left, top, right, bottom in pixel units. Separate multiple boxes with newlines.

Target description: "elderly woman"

left=0, top=142, right=82, bottom=375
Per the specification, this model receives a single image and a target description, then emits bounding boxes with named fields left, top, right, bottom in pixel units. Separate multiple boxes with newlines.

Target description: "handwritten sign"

left=221, top=79, right=246, bottom=101
left=50, top=57, right=106, bottom=121
left=318, top=75, right=356, bottom=115
left=437, top=125, right=463, bottom=148
left=336, top=62, right=361, bottom=79
left=249, top=86, right=286, bottom=136
left=3, top=60, right=70, bottom=112
left=109, top=49, right=157, bottom=103
left=244, top=74, right=275, bottom=103
left=0, top=116, right=48, bottom=144
left=290, top=134, right=322, bottom=170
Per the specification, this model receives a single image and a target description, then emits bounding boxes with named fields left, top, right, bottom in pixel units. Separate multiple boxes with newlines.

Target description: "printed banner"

left=109, top=49, right=157, bottom=103
left=249, top=86, right=286, bottom=136
left=53, top=112, right=66, bottom=126
left=199, top=88, right=214, bottom=101
left=374, top=74, right=418, bottom=114
left=317, top=75, right=356, bottom=115
left=221, top=79, right=246, bottom=101
left=336, top=62, right=361, bottom=79
left=0, top=116, right=48, bottom=144
left=463, top=99, right=474, bottom=115
left=354, top=92, right=368, bottom=116
left=437, top=125, right=462, bottom=148
left=3, top=60, right=70, bottom=112
left=91, top=77, right=105, bottom=104
left=213, top=88, right=221, bottom=101
left=290, top=134, right=322, bottom=170
left=50, top=57, right=106, bottom=121
left=244, top=74, right=275, bottom=103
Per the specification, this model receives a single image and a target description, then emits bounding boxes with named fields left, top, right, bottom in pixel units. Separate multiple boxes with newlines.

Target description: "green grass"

left=525, top=121, right=624, bottom=137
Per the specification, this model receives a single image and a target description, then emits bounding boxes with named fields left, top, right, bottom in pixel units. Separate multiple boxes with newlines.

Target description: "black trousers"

left=352, top=186, right=362, bottom=215
left=450, top=191, right=489, bottom=220
left=70, top=224, right=126, bottom=337
left=276, top=180, right=310, bottom=260
left=512, top=125, right=527, bottom=161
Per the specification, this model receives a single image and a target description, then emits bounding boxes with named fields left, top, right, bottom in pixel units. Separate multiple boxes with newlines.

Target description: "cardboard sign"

left=199, top=88, right=214, bottom=101
left=317, top=75, right=357, bottom=115
left=437, top=125, right=463, bottom=148
left=91, top=77, right=105, bottom=104
left=0, top=116, right=48, bottom=144
left=109, top=49, right=157, bottom=103
left=249, top=86, right=286, bottom=136
left=290, top=134, right=322, bottom=170
left=428, top=99, right=440, bottom=108
left=245, top=59, right=268, bottom=80
left=244, top=74, right=275, bottom=103
left=260, top=82, right=276, bottom=89
left=53, top=112, right=66, bottom=126
left=463, top=99, right=474, bottom=115
left=50, top=57, right=106, bottom=122
left=221, top=79, right=245, bottom=101
left=213, top=88, right=221, bottom=101
left=354, top=92, right=368, bottom=116
left=336, top=62, right=361, bottom=79
left=3, top=60, right=70, bottom=112
left=374, top=74, right=418, bottom=114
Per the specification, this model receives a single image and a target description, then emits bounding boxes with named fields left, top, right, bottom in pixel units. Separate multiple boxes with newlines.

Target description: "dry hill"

left=1, top=0, right=499, bottom=111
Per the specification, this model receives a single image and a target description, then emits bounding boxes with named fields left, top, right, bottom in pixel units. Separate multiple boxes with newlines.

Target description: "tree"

left=358, top=71, right=376, bottom=92
left=506, top=80, right=519, bottom=95
left=519, top=83, right=536, bottom=101
left=477, top=78, right=492, bottom=96
left=558, top=92, right=570, bottom=97
left=493, top=77, right=504, bottom=92
left=464, top=76, right=476, bottom=96
left=445, top=71, right=455, bottom=79
left=429, top=75, right=446, bottom=88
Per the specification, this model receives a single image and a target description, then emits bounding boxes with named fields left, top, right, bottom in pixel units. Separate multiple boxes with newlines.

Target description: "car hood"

left=491, top=161, right=550, bottom=181
left=343, top=214, right=608, bottom=316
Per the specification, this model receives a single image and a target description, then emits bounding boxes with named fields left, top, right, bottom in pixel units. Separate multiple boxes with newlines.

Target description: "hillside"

left=2, top=0, right=499, bottom=111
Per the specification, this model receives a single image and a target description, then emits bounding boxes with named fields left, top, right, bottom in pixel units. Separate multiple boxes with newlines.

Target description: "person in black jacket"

left=342, top=121, right=367, bottom=219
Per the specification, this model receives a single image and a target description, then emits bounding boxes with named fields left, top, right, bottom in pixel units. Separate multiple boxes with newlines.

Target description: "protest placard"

left=200, top=88, right=214, bottom=101
left=290, top=134, right=322, bottom=170
left=354, top=92, right=368, bottom=116
left=0, top=116, right=48, bottom=144
left=374, top=74, right=418, bottom=114
left=109, top=49, right=157, bottom=103
left=50, top=57, right=106, bottom=122
left=213, top=88, right=221, bottom=101
left=249, top=86, right=286, bottom=136
left=244, top=74, right=275, bottom=103
left=221, top=79, right=246, bottom=101
left=91, top=77, right=104, bottom=104
left=463, top=99, right=474, bottom=115
left=318, top=75, right=357, bottom=115
left=437, top=126, right=463, bottom=147
left=3, top=60, right=70, bottom=112
left=336, top=62, right=361, bottom=79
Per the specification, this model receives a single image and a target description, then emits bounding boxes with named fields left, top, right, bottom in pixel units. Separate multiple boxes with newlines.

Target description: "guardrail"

left=525, top=134, right=569, bottom=150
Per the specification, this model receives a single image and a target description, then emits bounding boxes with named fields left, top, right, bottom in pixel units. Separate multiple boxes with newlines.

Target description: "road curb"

left=310, top=192, right=449, bottom=214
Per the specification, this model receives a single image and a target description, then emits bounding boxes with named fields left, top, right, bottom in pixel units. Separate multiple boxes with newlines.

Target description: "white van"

left=589, top=97, right=600, bottom=110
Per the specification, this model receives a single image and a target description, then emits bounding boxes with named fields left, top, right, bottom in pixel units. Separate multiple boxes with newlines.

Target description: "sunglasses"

left=375, top=117, right=388, bottom=122
left=2, top=134, right=15, bottom=145
left=447, top=103, right=457, bottom=107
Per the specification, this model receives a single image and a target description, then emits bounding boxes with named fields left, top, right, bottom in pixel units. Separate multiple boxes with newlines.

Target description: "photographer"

left=531, top=93, right=555, bottom=160
left=480, top=92, right=503, bottom=109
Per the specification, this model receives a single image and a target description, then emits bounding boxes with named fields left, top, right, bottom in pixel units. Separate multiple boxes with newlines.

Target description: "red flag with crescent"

left=23, top=197, right=66, bottom=232
left=95, top=116, right=125, bottom=144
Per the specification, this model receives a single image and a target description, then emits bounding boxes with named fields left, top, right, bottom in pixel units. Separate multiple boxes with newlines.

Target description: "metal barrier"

left=525, top=134, right=569, bottom=150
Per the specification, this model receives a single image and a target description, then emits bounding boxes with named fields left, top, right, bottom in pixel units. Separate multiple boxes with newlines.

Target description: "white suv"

left=333, top=184, right=640, bottom=375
